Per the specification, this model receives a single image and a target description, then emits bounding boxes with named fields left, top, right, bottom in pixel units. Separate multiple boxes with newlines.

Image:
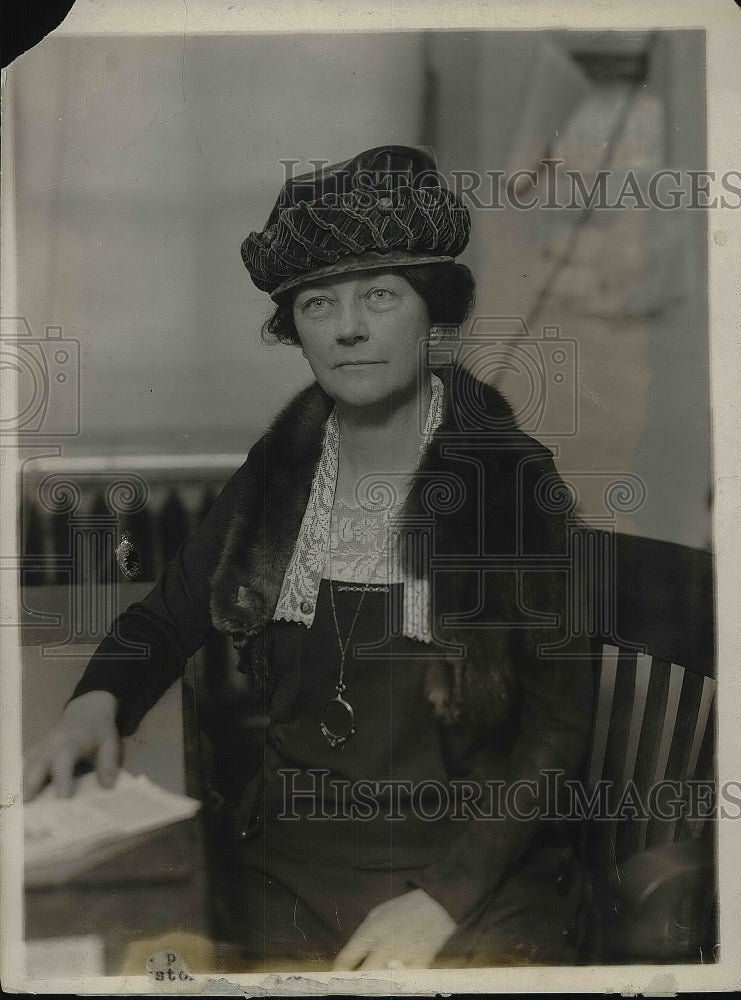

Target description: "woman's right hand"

left=23, top=690, right=121, bottom=800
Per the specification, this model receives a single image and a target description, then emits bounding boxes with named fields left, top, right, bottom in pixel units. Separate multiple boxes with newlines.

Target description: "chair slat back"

left=566, top=533, right=714, bottom=962
left=587, top=641, right=716, bottom=863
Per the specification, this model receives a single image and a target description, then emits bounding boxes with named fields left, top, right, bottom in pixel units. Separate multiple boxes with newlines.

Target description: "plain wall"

left=429, top=30, right=710, bottom=548
left=12, top=33, right=426, bottom=455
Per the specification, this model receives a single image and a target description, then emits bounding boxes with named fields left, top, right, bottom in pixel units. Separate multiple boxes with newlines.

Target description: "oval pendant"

left=320, top=694, right=356, bottom=749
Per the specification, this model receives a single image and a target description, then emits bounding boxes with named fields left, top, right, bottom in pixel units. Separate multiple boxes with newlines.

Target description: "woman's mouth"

left=334, top=360, right=384, bottom=368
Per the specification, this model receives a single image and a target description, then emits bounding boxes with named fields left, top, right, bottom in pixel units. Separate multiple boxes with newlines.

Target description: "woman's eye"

left=304, top=296, right=330, bottom=310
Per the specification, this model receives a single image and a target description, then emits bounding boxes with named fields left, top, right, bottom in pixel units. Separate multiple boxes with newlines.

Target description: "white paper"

left=24, top=770, right=200, bottom=873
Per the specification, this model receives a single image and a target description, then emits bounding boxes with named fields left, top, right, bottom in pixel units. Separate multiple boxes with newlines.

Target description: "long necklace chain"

left=317, top=377, right=443, bottom=747
left=327, top=577, right=373, bottom=696
left=320, top=512, right=393, bottom=749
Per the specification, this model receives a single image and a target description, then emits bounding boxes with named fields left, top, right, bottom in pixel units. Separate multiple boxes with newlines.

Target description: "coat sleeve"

left=69, top=453, right=255, bottom=736
left=409, top=447, right=594, bottom=924
left=409, top=639, right=593, bottom=924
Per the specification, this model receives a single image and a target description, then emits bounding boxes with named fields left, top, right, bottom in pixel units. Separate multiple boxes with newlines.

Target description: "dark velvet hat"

left=241, top=145, right=470, bottom=300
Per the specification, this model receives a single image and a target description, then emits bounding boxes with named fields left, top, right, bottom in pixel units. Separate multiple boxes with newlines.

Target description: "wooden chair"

left=575, top=532, right=716, bottom=964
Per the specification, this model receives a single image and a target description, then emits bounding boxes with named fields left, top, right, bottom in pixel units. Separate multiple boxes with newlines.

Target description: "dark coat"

left=73, top=364, right=593, bottom=934
left=207, top=366, right=594, bottom=924
left=210, top=364, right=590, bottom=745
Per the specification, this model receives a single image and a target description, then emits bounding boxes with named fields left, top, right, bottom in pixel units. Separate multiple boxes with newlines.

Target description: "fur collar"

left=209, top=366, right=571, bottom=730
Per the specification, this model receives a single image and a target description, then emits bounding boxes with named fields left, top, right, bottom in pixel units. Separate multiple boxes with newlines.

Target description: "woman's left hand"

left=332, top=889, right=456, bottom=970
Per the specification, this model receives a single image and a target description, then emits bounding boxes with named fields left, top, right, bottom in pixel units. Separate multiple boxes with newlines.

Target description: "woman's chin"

left=321, top=367, right=424, bottom=412
left=324, top=371, right=390, bottom=407
left=333, top=390, right=392, bottom=411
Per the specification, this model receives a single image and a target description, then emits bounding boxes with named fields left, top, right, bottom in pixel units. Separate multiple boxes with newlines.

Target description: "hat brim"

left=269, top=252, right=455, bottom=301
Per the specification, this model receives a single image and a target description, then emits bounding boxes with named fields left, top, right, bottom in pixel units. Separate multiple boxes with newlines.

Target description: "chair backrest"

left=576, top=532, right=716, bottom=962
left=588, top=643, right=716, bottom=860
left=585, top=532, right=715, bottom=860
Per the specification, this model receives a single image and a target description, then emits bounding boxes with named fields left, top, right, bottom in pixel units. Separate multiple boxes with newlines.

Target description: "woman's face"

left=291, top=270, right=430, bottom=409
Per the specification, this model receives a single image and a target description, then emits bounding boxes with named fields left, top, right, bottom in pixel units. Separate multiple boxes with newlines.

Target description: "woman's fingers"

left=22, top=692, right=121, bottom=801
left=336, top=944, right=428, bottom=971
left=23, top=749, right=52, bottom=802
left=333, top=932, right=371, bottom=971
left=23, top=732, right=121, bottom=801
left=50, top=745, right=77, bottom=798
left=96, top=733, right=120, bottom=788
left=333, top=890, right=455, bottom=971
left=333, top=927, right=430, bottom=971
left=358, top=949, right=415, bottom=970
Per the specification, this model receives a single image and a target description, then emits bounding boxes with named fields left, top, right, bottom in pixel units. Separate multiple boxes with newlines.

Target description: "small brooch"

left=115, top=531, right=142, bottom=580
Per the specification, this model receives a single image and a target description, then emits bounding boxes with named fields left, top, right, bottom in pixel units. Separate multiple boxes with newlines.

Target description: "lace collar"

left=272, top=373, right=444, bottom=643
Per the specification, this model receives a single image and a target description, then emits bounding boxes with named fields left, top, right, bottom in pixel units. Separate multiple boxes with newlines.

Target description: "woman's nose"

left=335, top=303, right=369, bottom=345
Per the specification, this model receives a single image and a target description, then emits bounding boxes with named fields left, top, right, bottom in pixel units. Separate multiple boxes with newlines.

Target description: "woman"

left=25, top=146, right=593, bottom=971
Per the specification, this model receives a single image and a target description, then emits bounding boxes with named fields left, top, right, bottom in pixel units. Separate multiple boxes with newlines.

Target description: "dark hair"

left=260, top=261, right=476, bottom=346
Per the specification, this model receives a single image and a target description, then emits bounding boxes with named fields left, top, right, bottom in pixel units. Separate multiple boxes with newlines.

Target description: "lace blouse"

left=272, top=373, right=444, bottom=643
